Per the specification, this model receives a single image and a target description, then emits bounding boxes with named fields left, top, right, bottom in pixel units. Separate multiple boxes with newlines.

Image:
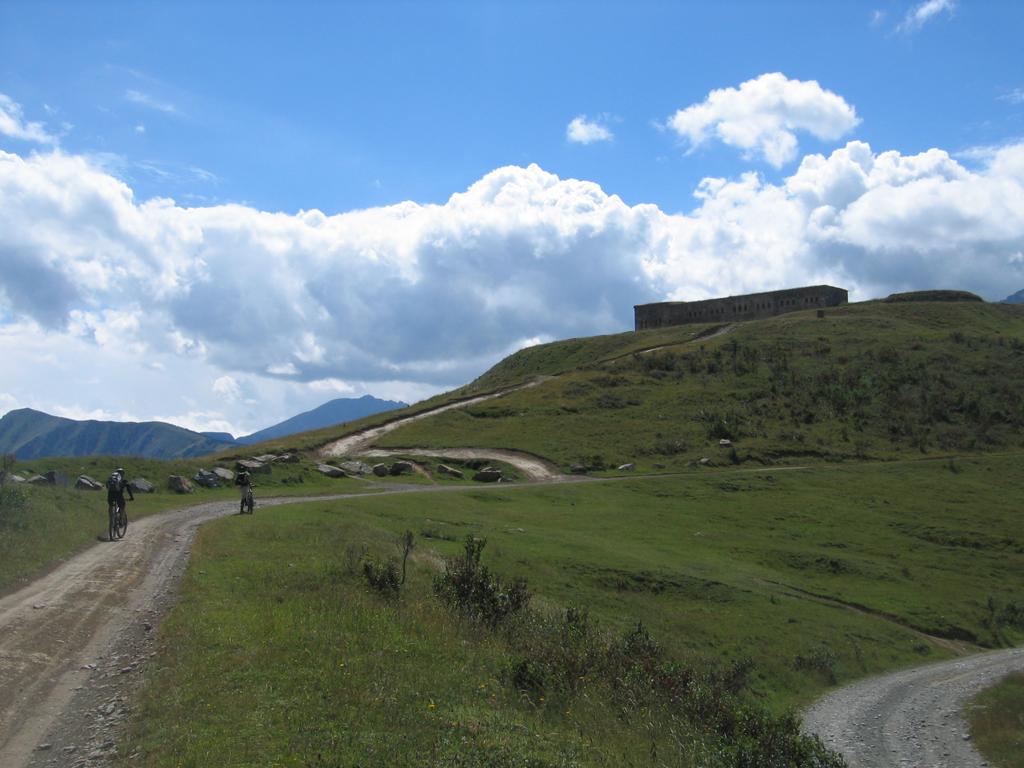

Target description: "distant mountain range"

left=0, top=409, right=232, bottom=460
left=1004, top=289, right=1024, bottom=304
left=0, top=395, right=408, bottom=460
left=234, top=395, right=407, bottom=444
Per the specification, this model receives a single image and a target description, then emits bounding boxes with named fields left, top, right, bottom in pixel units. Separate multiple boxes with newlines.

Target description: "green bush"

left=362, top=557, right=400, bottom=598
left=433, top=536, right=530, bottom=628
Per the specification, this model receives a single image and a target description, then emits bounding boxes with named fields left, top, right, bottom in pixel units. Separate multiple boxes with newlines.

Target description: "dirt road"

left=319, top=379, right=544, bottom=459
left=1, top=479, right=590, bottom=768
left=0, top=494, right=388, bottom=768
left=802, top=646, right=1024, bottom=767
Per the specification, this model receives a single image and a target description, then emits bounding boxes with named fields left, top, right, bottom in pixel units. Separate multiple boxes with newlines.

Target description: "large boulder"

left=167, top=475, right=194, bottom=494
left=212, top=467, right=235, bottom=482
left=75, top=474, right=104, bottom=491
left=236, top=459, right=271, bottom=475
left=340, top=461, right=373, bottom=476
left=316, top=464, right=347, bottom=478
left=252, top=454, right=278, bottom=464
left=473, top=468, right=503, bottom=483
left=130, top=478, right=155, bottom=494
left=193, top=469, right=221, bottom=488
left=437, top=464, right=464, bottom=479
left=390, top=461, right=414, bottom=476
left=28, top=474, right=53, bottom=486
left=372, top=463, right=389, bottom=477
left=44, top=470, right=69, bottom=486
left=6, top=474, right=26, bottom=484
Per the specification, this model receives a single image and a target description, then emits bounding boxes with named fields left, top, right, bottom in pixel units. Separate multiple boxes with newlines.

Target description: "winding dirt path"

left=802, top=646, right=1024, bottom=767
left=319, top=379, right=545, bottom=459
left=2, top=478, right=596, bottom=768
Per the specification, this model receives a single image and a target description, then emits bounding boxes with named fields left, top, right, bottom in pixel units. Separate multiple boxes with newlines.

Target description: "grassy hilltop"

left=376, top=300, right=1024, bottom=470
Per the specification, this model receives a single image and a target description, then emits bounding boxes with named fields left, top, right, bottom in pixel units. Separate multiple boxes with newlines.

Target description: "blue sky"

left=1, top=0, right=1023, bottom=435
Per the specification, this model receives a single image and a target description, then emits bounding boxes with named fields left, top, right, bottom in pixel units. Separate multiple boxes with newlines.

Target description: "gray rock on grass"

left=167, top=475, right=194, bottom=494
left=340, top=460, right=372, bottom=475
left=192, top=469, right=221, bottom=488
left=316, top=464, right=347, bottom=478
left=473, top=468, right=502, bottom=483
left=75, top=475, right=104, bottom=491
left=129, top=478, right=154, bottom=494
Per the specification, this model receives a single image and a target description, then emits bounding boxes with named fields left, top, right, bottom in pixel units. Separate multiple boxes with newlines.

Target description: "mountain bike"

left=241, top=485, right=255, bottom=515
left=108, top=500, right=128, bottom=540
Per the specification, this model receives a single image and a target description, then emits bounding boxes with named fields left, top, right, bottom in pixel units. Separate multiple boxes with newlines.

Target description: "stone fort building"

left=634, top=285, right=848, bottom=331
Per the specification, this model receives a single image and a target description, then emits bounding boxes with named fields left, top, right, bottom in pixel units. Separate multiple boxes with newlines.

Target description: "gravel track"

left=803, top=646, right=1024, bottom=767
left=319, top=380, right=544, bottom=459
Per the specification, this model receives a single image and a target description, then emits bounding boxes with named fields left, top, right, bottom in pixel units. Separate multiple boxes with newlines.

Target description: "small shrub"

left=362, top=557, right=400, bottom=598
left=433, top=536, right=530, bottom=628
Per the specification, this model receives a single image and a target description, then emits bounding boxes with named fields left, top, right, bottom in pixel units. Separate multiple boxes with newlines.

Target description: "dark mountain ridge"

left=0, top=409, right=233, bottom=460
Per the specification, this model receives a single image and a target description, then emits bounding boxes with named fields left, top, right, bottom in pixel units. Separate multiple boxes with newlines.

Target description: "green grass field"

left=969, top=671, right=1024, bottom=768
left=116, top=454, right=1024, bottom=766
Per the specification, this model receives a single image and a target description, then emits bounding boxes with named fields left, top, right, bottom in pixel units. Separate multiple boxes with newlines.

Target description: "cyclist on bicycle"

left=106, top=467, right=134, bottom=516
left=234, top=468, right=253, bottom=513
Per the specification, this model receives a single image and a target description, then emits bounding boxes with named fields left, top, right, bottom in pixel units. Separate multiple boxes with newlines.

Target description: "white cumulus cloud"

left=0, top=93, right=58, bottom=145
left=567, top=115, right=613, bottom=144
left=666, top=73, right=860, bottom=167
left=0, top=90, right=1023, bottom=430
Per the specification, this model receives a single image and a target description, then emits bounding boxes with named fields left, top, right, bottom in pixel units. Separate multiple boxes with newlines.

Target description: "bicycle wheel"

left=109, top=503, right=118, bottom=541
left=116, top=506, right=128, bottom=538
left=244, top=490, right=254, bottom=514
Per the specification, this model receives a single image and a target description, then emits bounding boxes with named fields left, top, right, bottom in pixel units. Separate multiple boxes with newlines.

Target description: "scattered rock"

left=569, top=464, right=588, bottom=475
left=389, top=461, right=414, bottom=476
left=6, top=473, right=26, bottom=483
left=315, top=464, right=347, bottom=478
left=45, top=470, right=69, bottom=486
left=339, top=460, right=372, bottom=475
left=28, top=474, right=53, bottom=486
left=473, top=468, right=502, bottom=483
left=75, top=474, right=104, bottom=491
left=698, top=457, right=712, bottom=466
left=212, top=467, right=235, bottom=482
left=617, top=463, right=635, bottom=471
left=167, top=475, right=194, bottom=494
left=192, top=469, right=221, bottom=488
left=236, top=459, right=271, bottom=474
left=372, top=463, right=389, bottom=477
left=272, top=453, right=300, bottom=463
left=252, top=454, right=278, bottom=463
left=36, top=743, right=52, bottom=751
left=719, top=438, right=732, bottom=447
left=437, top=464, right=464, bottom=479
left=129, top=477, right=154, bottom=494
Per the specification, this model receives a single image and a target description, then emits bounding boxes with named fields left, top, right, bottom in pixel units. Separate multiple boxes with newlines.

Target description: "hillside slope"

left=236, top=395, right=407, bottom=444
left=0, top=409, right=233, bottom=460
left=372, top=301, right=1024, bottom=470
